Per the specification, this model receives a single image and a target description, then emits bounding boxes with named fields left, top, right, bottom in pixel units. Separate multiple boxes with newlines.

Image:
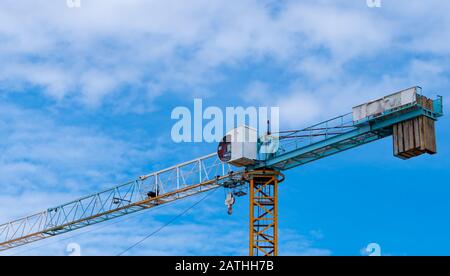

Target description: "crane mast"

left=0, top=86, right=444, bottom=255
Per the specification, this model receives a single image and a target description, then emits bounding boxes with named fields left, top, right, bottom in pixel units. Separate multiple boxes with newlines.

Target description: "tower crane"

left=0, top=86, right=443, bottom=256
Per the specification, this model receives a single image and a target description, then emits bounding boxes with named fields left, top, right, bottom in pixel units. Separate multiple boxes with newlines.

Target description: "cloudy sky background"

left=0, top=0, right=450, bottom=256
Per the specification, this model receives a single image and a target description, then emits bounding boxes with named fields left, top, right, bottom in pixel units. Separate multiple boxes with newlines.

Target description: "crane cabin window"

left=218, top=135, right=231, bottom=162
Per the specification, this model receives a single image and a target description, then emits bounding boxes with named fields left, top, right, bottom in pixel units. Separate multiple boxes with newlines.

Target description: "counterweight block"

left=393, top=96, right=438, bottom=159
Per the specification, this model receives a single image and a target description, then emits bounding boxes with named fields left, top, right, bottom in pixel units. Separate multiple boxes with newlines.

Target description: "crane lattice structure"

left=0, top=87, right=444, bottom=255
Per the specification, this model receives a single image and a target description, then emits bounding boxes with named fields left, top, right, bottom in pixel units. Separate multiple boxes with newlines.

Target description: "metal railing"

left=275, top=113, right=357, bottom=158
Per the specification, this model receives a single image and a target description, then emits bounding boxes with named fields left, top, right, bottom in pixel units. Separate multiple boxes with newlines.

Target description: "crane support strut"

left=247, top=170, right=284, bottom=256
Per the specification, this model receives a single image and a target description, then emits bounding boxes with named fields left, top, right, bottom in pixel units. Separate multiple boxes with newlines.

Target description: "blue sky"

left=0, top=0, right=449, bottom=256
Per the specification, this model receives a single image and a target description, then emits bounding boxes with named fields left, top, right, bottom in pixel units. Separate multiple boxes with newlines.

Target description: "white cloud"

left=1, top=0, right=448, bottom=108
left=0, top=103, right=167, bottom=195
left=280, top=228, right=331, bottom=256
left=277, top=92, right=321, bottom=128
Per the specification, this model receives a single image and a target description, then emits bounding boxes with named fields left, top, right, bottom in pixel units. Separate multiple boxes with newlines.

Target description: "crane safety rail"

left=0, top=153, right=244, bottom=252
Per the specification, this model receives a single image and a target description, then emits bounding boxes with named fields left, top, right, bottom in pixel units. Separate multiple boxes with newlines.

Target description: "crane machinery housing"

left=0, top=86, right=444, bottom=256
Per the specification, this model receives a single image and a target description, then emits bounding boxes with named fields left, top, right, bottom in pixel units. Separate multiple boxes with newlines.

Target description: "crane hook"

left=224, top=192, right=235, bottom=215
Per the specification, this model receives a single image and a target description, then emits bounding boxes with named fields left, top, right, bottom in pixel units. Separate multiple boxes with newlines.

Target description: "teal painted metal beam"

left=258, top=97, right=443, bottom=171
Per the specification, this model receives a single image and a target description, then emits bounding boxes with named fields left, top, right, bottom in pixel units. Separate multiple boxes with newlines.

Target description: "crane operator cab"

left=217, top=126, right=258, bottom=167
